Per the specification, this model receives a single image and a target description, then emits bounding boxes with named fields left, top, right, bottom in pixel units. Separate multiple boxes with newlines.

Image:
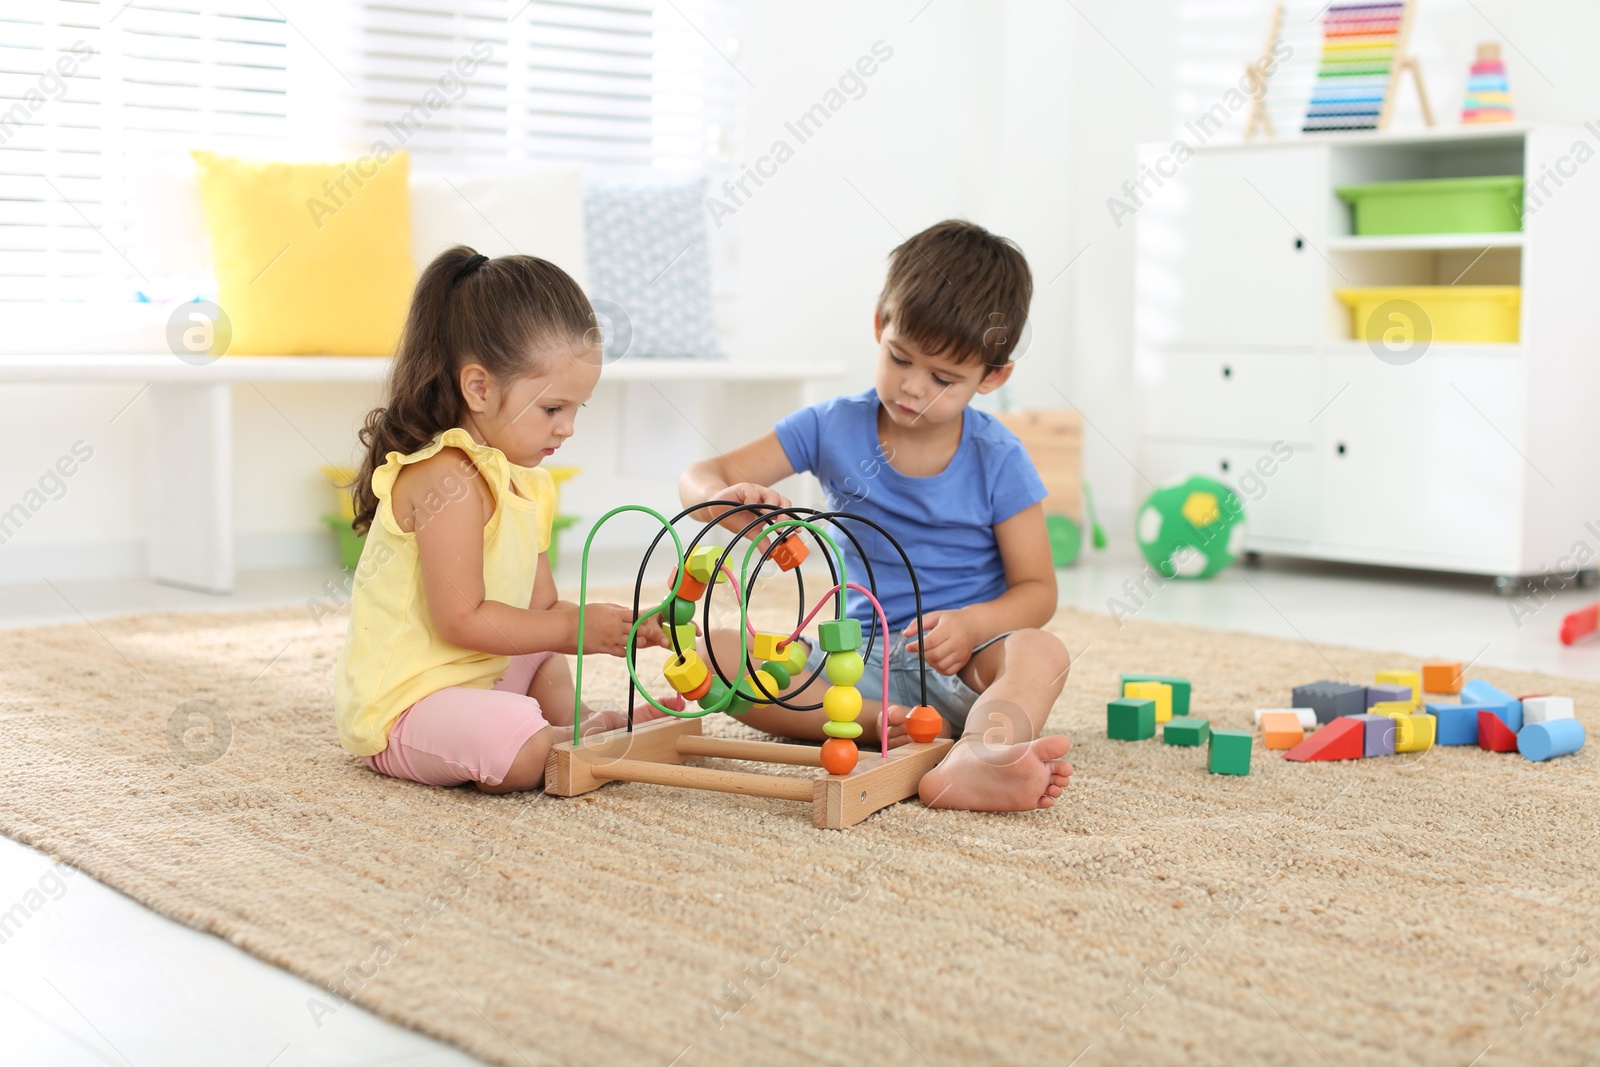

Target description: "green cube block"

left=818, top=618, right=862, bottom=653
left=1208, top=729, right=1253, bottom=775
left=1122, top=673, right=1192, bottom=716
left=1163, top=717, right=1210, bottom=746
left=1107, top=697, right=1156, bottom=741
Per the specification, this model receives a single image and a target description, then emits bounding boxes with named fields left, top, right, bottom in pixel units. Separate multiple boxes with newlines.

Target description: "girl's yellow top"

left=334, top=427, right=557, bottom=756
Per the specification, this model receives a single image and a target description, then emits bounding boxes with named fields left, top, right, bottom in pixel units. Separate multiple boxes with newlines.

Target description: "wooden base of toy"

left=545, top=716, right=954, bottom=829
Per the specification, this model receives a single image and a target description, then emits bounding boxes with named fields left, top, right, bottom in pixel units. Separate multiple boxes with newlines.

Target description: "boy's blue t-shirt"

left=773, top=388, right=1048, bottom=635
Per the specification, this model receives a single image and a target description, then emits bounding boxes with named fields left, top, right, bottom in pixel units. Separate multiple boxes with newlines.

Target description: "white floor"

left=2, top=547, right=1597, bottom=1065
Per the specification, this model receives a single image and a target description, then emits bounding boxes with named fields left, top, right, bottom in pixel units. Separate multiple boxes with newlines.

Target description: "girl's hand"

left=903, top=610, right=976, bottom=677
left=699, top=483, right=792, bottom=547
left=577, top=603, right=661, bottom=657
left=633, top=610, right=676, bottom=652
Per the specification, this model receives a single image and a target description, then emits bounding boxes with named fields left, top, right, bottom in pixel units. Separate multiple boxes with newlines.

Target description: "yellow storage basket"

left=1335, top=286, right=1521, bottom=344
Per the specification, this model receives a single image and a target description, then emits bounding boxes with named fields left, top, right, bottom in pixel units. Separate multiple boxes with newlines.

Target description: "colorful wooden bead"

left=722, top=693, right=754, bottom=716
left=823, top=719, right=864, bottom=739
left=819, top=737, right=858, bottom=775
left=779, top=639, right=808, bottom=677
left=685, top=544, right=724, bottom=585
left=662, top=650, right=708, bottom=694
left=825, top=650, right=864, bottom=686
left=752, top=632, right=790, bottom=661
left=745, top=669, right=780, bottom=704
left=666, top=566, right=705, bottom=602
left=906, top=704, right=942, bottom=744
left=771, top=533, right=809, bottom=571
left=668, top=623, right=696, bottom=653
left=761, top=660, right=791, bottom=690
left=683, top=672, right=713, bottom=702
left=696, top=676, right=729, bottom=710
left=823, top=685, right=862, bottom=723
left=818, top=618, right=862, bottom=653
left=662, top=596, right=694, bottom=626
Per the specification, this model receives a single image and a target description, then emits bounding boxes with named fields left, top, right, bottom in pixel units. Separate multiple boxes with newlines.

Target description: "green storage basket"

left=322, top=514, right=366, bottom=572
left=1336, top=176, right=1525, bottom=235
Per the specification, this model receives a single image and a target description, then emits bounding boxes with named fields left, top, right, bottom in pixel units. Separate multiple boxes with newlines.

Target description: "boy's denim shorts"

left=799, top=629, right=1012, bottom=736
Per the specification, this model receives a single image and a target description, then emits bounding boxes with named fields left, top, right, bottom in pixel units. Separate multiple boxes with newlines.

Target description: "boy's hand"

left=700, top=483, right=792, bottom=547
left=903, top=610, right=976, bottom=677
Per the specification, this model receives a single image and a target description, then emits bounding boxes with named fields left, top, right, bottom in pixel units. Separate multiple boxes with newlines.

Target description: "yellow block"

left=1125, top=681, right=1173, bottom=723
left=1375, top=670, right=1420, bottom=706
left=668, top=624, right=696, bottom=653
left=1371, top=701, right=1414, bottom=718
left=1395, top=713, right=1436, bottom=753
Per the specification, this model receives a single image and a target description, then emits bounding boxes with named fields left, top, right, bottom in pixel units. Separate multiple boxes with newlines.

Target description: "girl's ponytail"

left=349, top=246, right=594, bottom=536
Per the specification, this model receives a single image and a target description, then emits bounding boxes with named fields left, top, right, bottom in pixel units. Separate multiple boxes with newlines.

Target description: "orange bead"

left=667, top=566, right=706, bottom=602
left=906, top=704, right=942, bottom=744
left=770, top=534, right=808, bottom=571
left=819, top=737, right=859, bottom=776
left=683, top=672, right=713, bottom=702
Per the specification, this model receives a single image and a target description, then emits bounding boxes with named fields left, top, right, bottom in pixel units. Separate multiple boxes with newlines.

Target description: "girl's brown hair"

left=350, top=246, right=595, bottom=536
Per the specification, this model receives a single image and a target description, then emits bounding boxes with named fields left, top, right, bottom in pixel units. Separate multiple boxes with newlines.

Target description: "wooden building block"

left=996, top=409, right=1083, bottom=521
left=1254, top=707, right=1317, bottom=729
left=1124, top=681, right=1173, bottom=723
left=1394, top=713, right=1435, bottom=753
left=1293, top=681, right=1367, bottom=723
left=1163, top=717, right=1209, bottom=746
left=1351, top=713, right=1396, bottom=757
left=1209, top=729, right=1253, bottom=775
left=1427, top=703, right=1482, bottom=746
left=1518, top=719, right=1586, bottom=763
left=1108, top=697, right=1156, bottom=740
left=1477, top=710, right=1519, bottom=752
left=1122, top=673, right=1192, bottom=716
left=1374, top=670, right=1421, bottom=706
left=1284, top=716, right=1364, bottom=761
left=1366, top=684, right=1413, bottom=708
left=1523, top=696, right=1575, bottom=725
left=1460, top=680, right=1520, bottom=721
left=1371, top=701, right=1414, bottom=718
left=1422, top=660, right=1464, bottom=694
left=1260, top=711, right=1305, bottom=750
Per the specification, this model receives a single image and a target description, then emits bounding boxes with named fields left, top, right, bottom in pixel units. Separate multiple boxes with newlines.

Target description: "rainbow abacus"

left=1302, top=1, right=1407, bottom=133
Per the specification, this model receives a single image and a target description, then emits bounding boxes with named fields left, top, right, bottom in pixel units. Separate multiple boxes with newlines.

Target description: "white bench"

left=0, top=355, right=843, bottom=593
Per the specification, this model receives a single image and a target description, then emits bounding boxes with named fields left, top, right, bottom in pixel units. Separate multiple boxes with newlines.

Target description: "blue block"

left=1352, top=713, right=1395, bottom=757
left=1427, top=703, right=1481, bottom=746
left=1460, top=680, right=1522, bottom=721
left=1519, top=719, right=1586, bottom=763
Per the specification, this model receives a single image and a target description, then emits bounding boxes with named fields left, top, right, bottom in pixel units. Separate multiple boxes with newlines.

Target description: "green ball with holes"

left=1134, top=476, right=1245, bottom=580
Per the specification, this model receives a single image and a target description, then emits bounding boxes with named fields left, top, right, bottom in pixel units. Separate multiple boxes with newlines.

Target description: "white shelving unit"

left=1133, top=124, right=1600, bottom=588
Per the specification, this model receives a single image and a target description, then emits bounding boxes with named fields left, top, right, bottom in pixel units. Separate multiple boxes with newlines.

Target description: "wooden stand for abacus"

left=545, top=716, right=953, bottom=829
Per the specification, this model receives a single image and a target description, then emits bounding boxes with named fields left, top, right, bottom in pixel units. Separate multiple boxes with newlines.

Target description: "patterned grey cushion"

left=583, top=176, right=722, bottom=360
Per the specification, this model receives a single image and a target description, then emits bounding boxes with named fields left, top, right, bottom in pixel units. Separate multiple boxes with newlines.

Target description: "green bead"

left=696, top=676, right=729, bottom=711
left=824, top=650, right=864, bottom=686
left=662, top=596, right=694, bottom=626
left=761, top=660, right=791, bottom=689
left=723, top=694, right=754, bottom=717
left=822, top=720, right=863, bottom=740
left=781, top=640, right=808, bottom=676
left=818, top=618, right=862, bottom=653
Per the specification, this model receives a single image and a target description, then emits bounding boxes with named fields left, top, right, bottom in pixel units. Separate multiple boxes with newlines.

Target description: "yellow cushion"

left=191, top=150, right=414, bottom=355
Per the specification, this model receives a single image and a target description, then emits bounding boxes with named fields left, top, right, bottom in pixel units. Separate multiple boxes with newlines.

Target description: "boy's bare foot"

left=917, top=734, right=1073, bottom=812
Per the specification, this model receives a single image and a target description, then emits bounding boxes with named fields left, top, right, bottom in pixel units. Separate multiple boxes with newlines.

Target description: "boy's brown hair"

left=876, top=218, right=1032, bottom=370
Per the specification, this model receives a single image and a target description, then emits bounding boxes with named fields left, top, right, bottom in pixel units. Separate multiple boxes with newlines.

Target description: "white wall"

left=3, top=0, right=1594, bottom=584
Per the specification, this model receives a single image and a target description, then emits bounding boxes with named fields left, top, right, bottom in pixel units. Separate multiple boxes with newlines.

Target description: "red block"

left=1284, top=716, right=1365, bottom=762
left=1477, top=710, right=1519, bottom=752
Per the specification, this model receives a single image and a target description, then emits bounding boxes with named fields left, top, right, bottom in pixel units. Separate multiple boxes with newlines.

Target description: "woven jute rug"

left=2, top=591, right=1597, bottom=1067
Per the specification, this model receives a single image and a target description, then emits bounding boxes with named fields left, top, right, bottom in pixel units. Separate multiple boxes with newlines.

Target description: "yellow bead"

left=745, top=669, right=780, bottom=705
left=663, top=650, right=708, bottom=694
left=752, top=632, right=789, bottom=661
left=824, top=650, right=864, bottom=686
left=823, top=684, right=862, bottom=723
left=823, top=720, right=863, bottom=740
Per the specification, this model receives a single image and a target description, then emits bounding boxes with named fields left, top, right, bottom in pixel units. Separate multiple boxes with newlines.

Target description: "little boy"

left=678, top=219, right=1072, bottom=812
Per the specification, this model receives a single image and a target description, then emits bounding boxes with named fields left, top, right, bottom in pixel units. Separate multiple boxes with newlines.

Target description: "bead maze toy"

left=542, top=500, right=953, bottom=829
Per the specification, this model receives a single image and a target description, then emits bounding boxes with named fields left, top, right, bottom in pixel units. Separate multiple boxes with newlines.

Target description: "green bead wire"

left=573, top=510, right=851, bottom=744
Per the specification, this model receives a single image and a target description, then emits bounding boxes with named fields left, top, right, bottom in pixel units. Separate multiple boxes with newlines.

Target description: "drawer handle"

left=1336, top=442, right=1347, bottom=456
left=1222, top=365, right=1232, bottom=379
left=1294, top=236, right=1305, bottom=251
left=1220, top=459, right=1230, bottom=473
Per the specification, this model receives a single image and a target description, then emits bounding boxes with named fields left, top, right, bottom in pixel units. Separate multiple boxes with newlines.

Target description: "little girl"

left=334, top=246, right=667, bottom=793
